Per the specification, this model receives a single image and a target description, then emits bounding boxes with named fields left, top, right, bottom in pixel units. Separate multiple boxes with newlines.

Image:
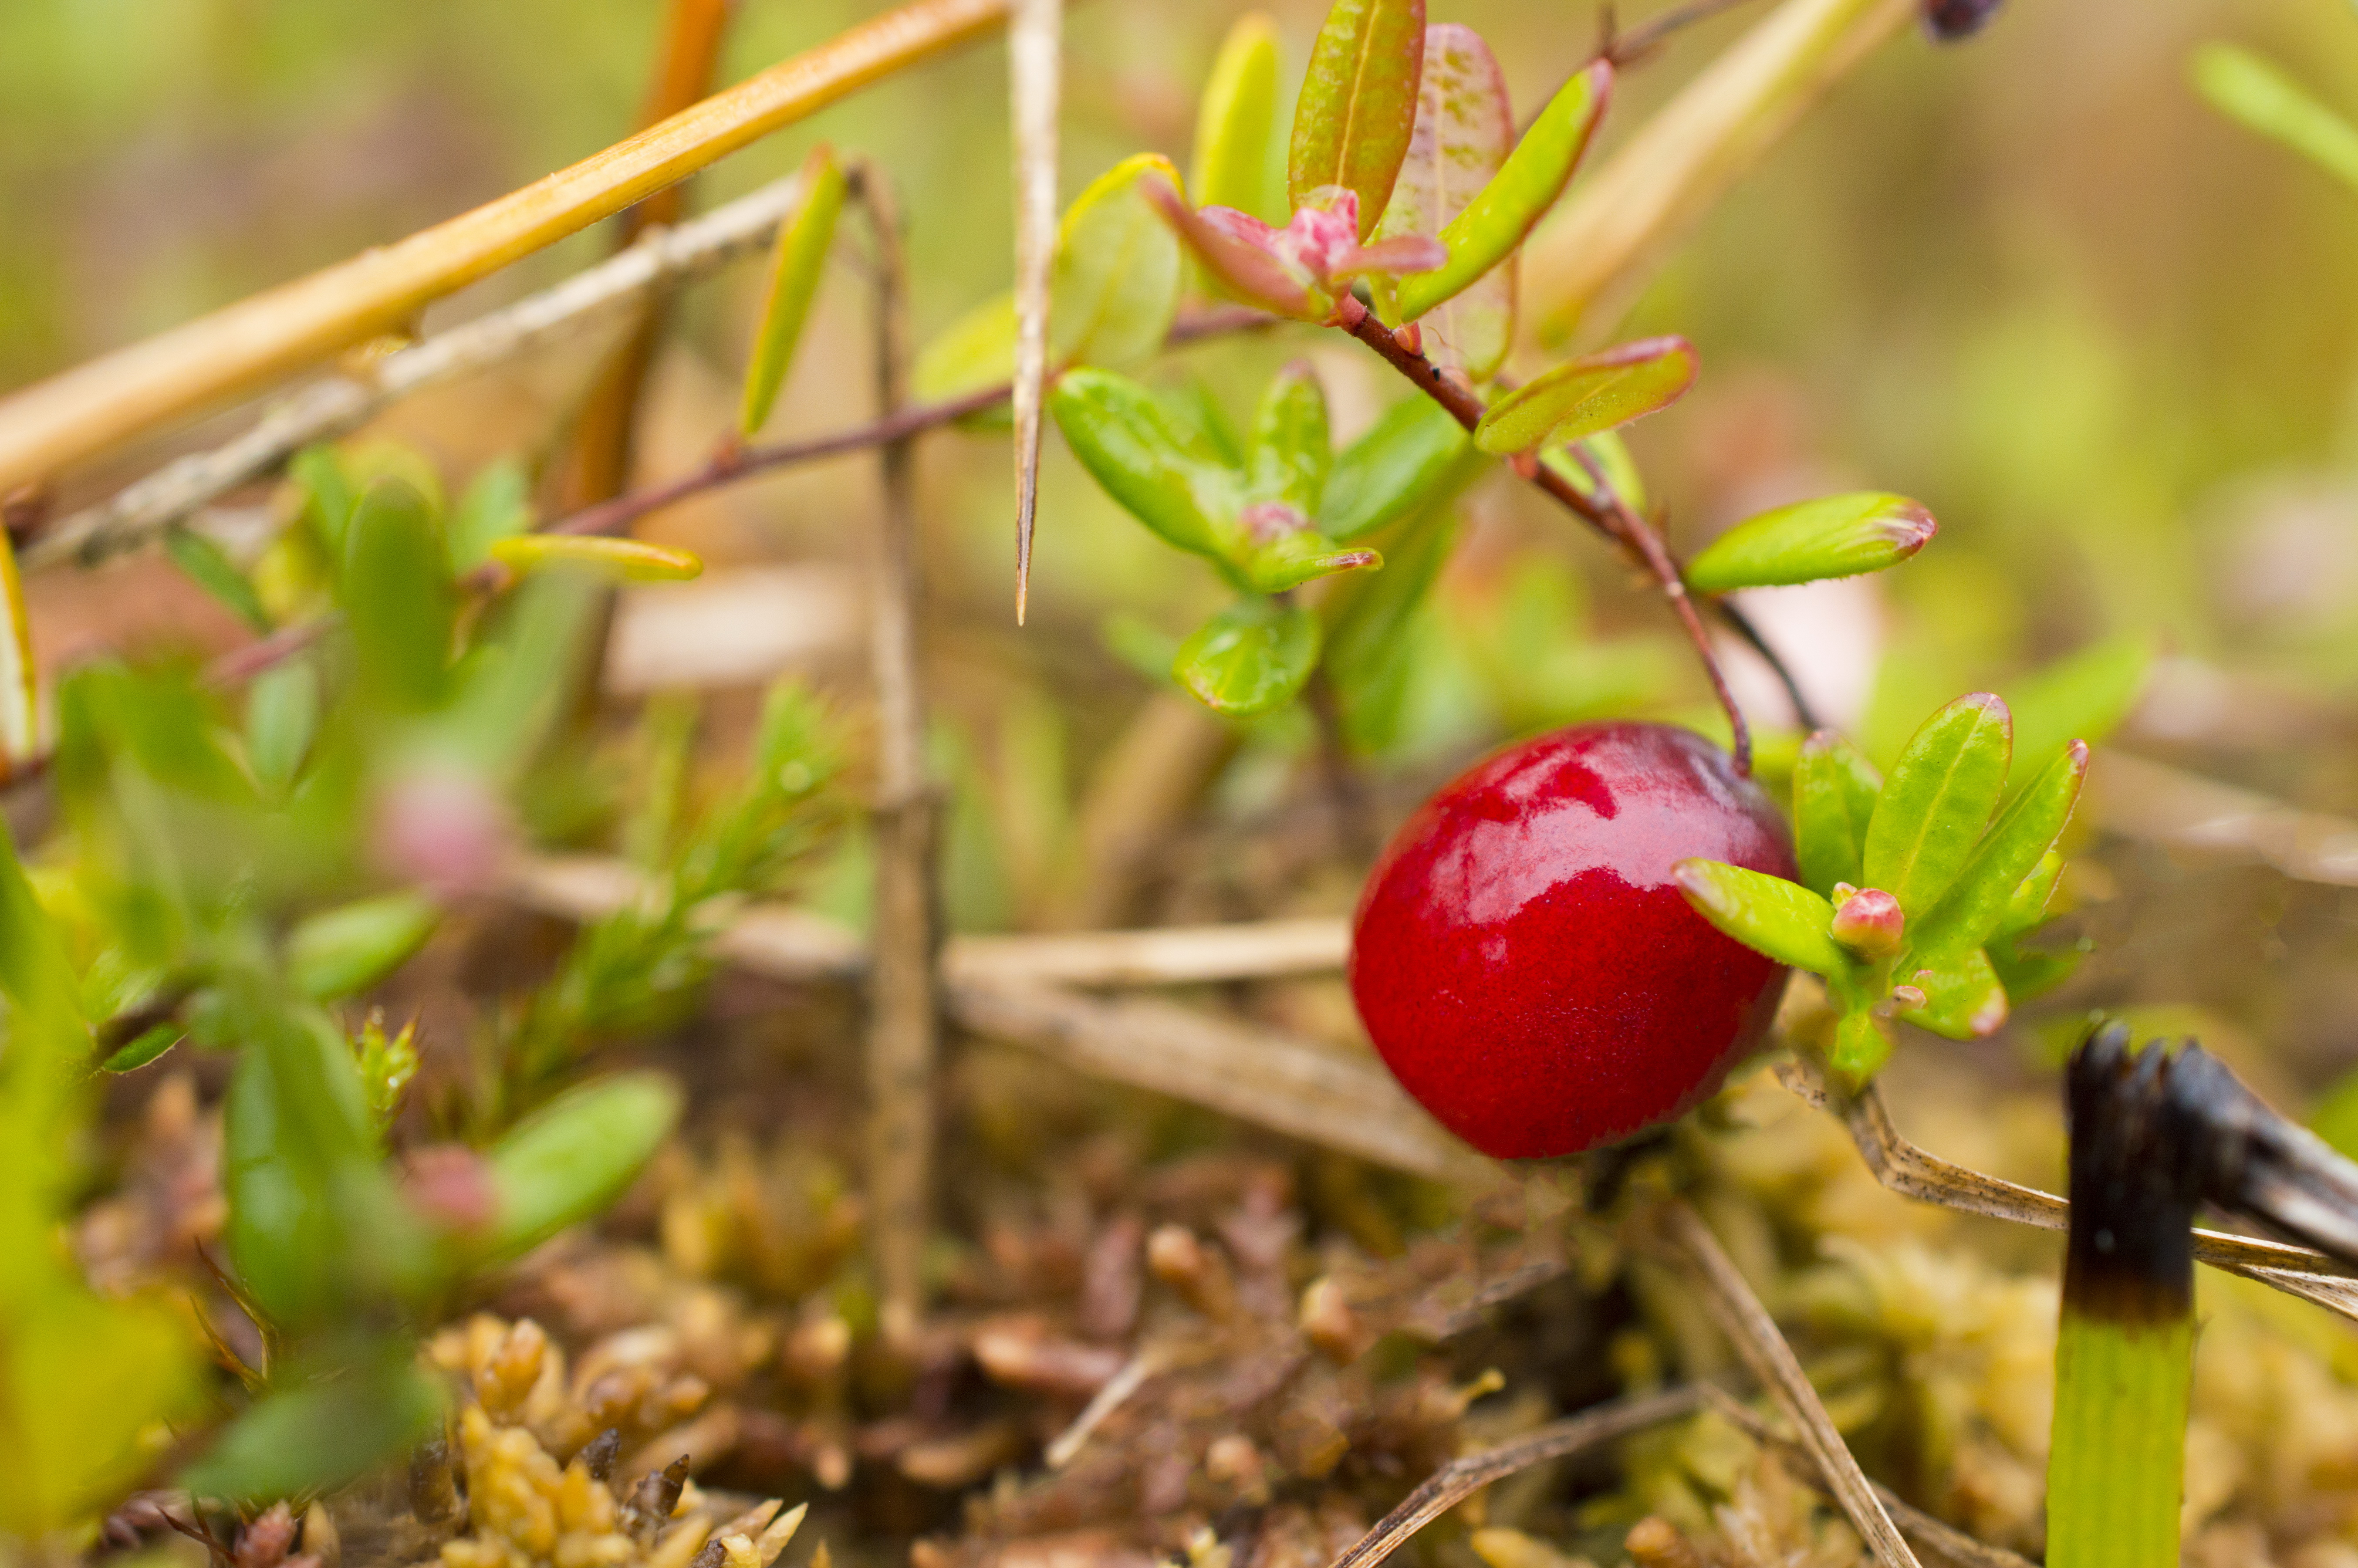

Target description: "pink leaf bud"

left=1831, top=887, right=1905, bottom=957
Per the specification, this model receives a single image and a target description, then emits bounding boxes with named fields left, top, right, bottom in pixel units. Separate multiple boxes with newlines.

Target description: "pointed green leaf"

left=1319, top=393, right=1473, bottom=540
left=290, top=445, right=356, bottom=556
left=1051, top=153, right=1187, bottom=370
left=742, top=145, right=847, bottom=436
left=1792, top=730, right=1882, bottom=897
left=1173, top=597, right=1321, bottom=715
left=164, top=524, right=272, bottom=635
left=1289, top=0, right=1428, bottom=238
left=1684, top=492, right=1938, bottom=594
left=1862, top=693, right=2012, bottom=919
left=1830, top=1006, right=1893, bottom=1085
left=0, top=525, right=36, bottom=778
left=491, top=533, right=703, bottom=583
left=1050, top=368, right=1240, bottom=558
left=1670, top=858, right=1848, bottom=976
left=481, top=1073, right=682, bottom=1263
left=1238, top=533, right=1380, bottom=594
left=1373, top=24, right=1515, bottom=377
left=1394, top=58, right=1611, bottom=331
left=1191, top=12, right=1285, bottom=221
left=341, top=480, right=453, bottom=712
left=2002, top=634, right=2152, bottom=791
left=180, top=1349, right=443, bottom=1504
left=1246, top=362, right=1334, bottom=513
left=2192, top=44, right=2358, bottom=196
left=245, top=660, right=320, bottom=795
left=101, top=1023, right=185, bottom=1075
left=1999, top=847, right=2065, bottom=939
left=1899, top=945, right=2009, bottom=1039
left=1473, top=336, right=1698, bottom=455
left=1986, top=931, right=2082, bottom=1004
left=1913, top=740, right=2087, bottom=962
left=288, top=892, right=441, bottom=1001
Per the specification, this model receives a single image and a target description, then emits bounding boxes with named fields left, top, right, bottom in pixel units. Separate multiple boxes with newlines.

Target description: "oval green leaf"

left=1052, top=153, right=1188, bottom=371
left=288, top=891, right=442, bottom=1001
left=165, top=524, right=273, bottom=635
left=1792, top=729, right=1883, bottom=898
left=1670, top=857, right=1848, bottom=977
left=1318, top=392, right=1473, bottom=540
left=481, top=1073, right=682, bottom=1263
left=1899, top=944, right=2009, bottom=1040
left=1684, top=492, right=1938, bottom=595
left=341, top=479, right=454, bottom=712
left=1246, top=361, right=1334, bottom=514
left=1050, top=368, right=1240, bottom=558
left=1473, top=336, right=1698, bottom=455
left=1288, top=0, right=1428, bottom=239
left=491, top=533, right=703, bottom=583
left=1373, top=24, right=1515, bottom=377
left=1173, top=597, right=1322, bottom=715
left=1861, top=692, right=2013, bottom=919
left=1191, top=12, right=1285, bottom=221
left=1394, top=58, right=1611, bottom=332
left=740, top=145, right=847, bottom=436
left=1912, top=740, right=2087, bottom=962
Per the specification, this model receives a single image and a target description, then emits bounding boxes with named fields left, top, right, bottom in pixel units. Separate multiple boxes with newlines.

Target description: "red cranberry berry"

left=1349, top=722, right=1797, bottom=1160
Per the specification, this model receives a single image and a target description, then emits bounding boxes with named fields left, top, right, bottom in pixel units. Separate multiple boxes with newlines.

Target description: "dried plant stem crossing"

left=851, top=168, right=942, bottom=1338
left=0, top=0, right=1014, bottom=495
left=1658, top=1200, right=1922, bottom=1568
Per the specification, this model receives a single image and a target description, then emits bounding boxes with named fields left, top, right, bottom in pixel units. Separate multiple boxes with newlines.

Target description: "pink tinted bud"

left=1238, top=501, right=1310, bottom=543
left=1392, top=321, right=1422, bottom=355
left=402, top=1143, right=497, bottom=1233
left=372, top=762, right=512, bottom=899
left=1831, top=887, right=1905, bottom=956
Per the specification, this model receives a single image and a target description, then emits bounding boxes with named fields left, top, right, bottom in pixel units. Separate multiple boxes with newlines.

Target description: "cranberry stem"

left=1329, top=293, right=1755, bottom=775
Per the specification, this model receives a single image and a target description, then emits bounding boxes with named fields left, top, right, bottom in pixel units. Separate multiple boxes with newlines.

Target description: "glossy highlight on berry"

left=1350, top=722, right=1797, bottom=1159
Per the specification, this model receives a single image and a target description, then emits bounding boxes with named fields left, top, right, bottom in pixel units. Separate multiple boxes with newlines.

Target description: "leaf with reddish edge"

left=1472, top=335, right=1699, bottom=455
left=1375, top=24, right=1515, bottom=377
left=1289, top=0, right=1428, bottom=240
left=1146, top=182, right=1324, bottom=318
left=1684, top=490, right=1938, bottom=593
left=1174, top=595, right=1322, bottom=715
left=1395, top=59, right=1611, bottom=336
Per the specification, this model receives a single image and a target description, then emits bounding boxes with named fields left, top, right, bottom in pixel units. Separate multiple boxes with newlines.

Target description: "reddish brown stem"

left=1329, top=293, right=1752, bottom=774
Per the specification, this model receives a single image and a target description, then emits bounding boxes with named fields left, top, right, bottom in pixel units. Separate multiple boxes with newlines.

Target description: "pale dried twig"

left=0, top=0, right=1014, bottom=494
left=1324, top=1388, right=1706, bottom=1568
left=1657, top=1200, right=1922, bottom=1568
left=1007, top=0, right=1061, bottom=623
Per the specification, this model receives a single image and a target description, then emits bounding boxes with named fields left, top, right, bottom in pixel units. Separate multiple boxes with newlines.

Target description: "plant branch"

left=1325, top=1388, right=1707, bottom=1568
left=0, top=0, right=1013, bottom=496
left=1657, top=1199, right=1922, bottom=1568
left=1330, top=293, right=1753, bottom=773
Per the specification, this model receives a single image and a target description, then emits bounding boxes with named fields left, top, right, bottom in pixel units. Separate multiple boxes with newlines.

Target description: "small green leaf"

left=1998, top=847, right=2065, bottom=939
left=491, top=533, right=703, bottom=583
left=340, top=480, right=453, bottom=712
left=1237, top=533, right=1380, bottom=595
left=1289, top=0, right=1429, bottom=238
left=447, top=459, right=534, bottom=574
left=480, top=1073, right=682, bottom=1263
left=913, top=292, right=1019, bottom=405
left=245, top=660, right=320, bottom=795
left=1050, top=368, right=1240, bottom=558
left=1246, top=362, right=1334, bottom=514
left=1473, top=336, right=1698, bottom=454
left=2192, top=44, right=2358, bottom=196
left=1191, top=12, right=1285, bottom=221
left=1862, top=692, right=2012, bottom=919
left=1051, top=153, right=1188, bottom=370
left=287, top=892, right=441, bottom=1001
left=1899, top=945, right=2009, bottom=1039
left=741, top=145, right=847, bottom=436
left=1319, top=393, right=1473, bottom=540
left=289, top=446, right=356, bottom=556
left=164, top=525, right=273, bottom=634
left=1792, top=730, right=1882, bottom=897
left=1684, top=492, right=1938, bottom=594
left=1393, top=58, right=1611, bottom=329
left=1373, top=24, right=1516, bottom=377
left=1173, top=597, right=1321, bottom=715
left=2002, top=634, right=2152, bottom=792
left=101, top=1023, right=183, bottom=1074
left=1830, top=1006, right=1893, bottom=1085
left=1912, top=740, right=2088, bottom=963
left=1670, top=858, right=1849, bottom=976
left=180, top=1350, right=443, bottom=1504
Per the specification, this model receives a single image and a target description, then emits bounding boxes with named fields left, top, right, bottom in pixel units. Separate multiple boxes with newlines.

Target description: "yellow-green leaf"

left=1684, top=492, right=1938, bottom=594
left=1051, top=153, right=1187, bottom=370
left=740, top=145, right=846, bottom=436
left=1671, top=858, right=1849, bottom=977
left=1191, top=13, right=1285, bottom=222
left=1863, top=692, right=2012, bottom=919
left=490, top=534, right=703, bottom=583
left=1289, top=0, right=1429, bottom=239
left=2192, top=44, right=2358, bottom=197
left=1175, top=596, right=1322, bottom=715
left=1793, top=729, right=1882, bottom=897
left=1473, top=336, right=1697, bottom=455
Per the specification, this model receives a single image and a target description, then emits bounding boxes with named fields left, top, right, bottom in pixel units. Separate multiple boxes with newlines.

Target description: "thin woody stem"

left=1329, top=293, right=1753, bottom=774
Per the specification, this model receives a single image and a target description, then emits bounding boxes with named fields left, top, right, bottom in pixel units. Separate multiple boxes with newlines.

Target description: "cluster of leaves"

left=0, top=447, right=841, bottom=1524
